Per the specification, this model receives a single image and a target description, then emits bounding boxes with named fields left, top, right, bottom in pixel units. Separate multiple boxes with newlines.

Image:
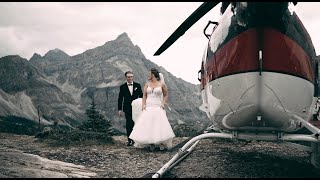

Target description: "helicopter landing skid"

left=151, top=116, right=320, bottom=178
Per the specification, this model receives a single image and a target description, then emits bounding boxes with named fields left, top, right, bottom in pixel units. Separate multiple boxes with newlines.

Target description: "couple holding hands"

left=117, top=68, right=175, bottom=151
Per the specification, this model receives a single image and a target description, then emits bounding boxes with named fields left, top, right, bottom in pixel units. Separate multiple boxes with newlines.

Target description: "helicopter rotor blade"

left=154, top=2, right=220, bottom=56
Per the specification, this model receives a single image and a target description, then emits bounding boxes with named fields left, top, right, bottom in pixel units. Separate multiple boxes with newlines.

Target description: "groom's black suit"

left=118, top=82, right=143, bottom=144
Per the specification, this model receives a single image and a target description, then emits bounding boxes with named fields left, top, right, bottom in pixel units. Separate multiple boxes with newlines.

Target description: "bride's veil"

left=159, top=72, right=165, bottom=102
left=159, top=73, right=165, bottom=85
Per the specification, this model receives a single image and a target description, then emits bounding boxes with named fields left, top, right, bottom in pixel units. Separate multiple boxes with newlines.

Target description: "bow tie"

left=128, top=84, right=133, bottom=86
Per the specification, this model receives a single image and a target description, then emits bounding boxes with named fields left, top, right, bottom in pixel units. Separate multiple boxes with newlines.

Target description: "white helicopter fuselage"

left=152, top=3, right=320, bottom=177
left=201, top=72, right=315, bottom=132
left=199, top=2, right=317, bottom=132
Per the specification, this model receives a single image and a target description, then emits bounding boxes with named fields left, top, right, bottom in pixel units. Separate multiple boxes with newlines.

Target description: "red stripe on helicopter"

left=263, top=28, right=314, bottom=82
left=206, top=28, right=314, bottom=83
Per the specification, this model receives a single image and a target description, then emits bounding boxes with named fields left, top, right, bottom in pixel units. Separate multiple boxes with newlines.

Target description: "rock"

left=0, top=147, right=98, bottom=178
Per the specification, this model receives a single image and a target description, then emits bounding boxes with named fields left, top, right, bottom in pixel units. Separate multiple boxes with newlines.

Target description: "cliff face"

left=0, top=32, right=210, bottom=135
left=0, top=55, right=84, bottom=126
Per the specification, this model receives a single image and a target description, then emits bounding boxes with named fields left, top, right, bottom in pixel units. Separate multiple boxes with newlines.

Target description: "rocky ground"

left=1, top=132, right=320, bottom=178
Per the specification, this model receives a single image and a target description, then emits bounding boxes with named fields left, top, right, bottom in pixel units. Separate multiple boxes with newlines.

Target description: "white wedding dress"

left=129, top=85, right=175, bottom=149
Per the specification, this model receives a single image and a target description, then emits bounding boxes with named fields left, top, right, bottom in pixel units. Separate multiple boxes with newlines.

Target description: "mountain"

left=0, top=55, right=85, bottom=127
left=0, top=33, right=210, bottom=136
left=44, top=48, right=70, bottom=61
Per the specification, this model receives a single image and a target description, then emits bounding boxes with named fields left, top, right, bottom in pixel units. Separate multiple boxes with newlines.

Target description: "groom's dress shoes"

left=127, top=139, right=135, bottom=146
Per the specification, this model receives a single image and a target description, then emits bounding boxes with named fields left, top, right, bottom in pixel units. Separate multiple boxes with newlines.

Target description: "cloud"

left=0, top=2, right=319, bottom=84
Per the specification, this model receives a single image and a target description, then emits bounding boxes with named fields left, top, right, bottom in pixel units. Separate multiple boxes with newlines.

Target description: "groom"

left=117, top=71, right=143, bottom=146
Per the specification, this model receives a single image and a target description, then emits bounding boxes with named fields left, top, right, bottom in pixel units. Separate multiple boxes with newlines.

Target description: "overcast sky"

left=0, top=2, right=319, bottom=84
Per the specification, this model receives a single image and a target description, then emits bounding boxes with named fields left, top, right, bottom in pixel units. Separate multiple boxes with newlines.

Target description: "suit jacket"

left=118, top=82, right=143, bottom=113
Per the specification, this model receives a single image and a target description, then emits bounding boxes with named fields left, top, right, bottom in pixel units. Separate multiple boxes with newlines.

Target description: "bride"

left=130, top=68, right=175, bottom=151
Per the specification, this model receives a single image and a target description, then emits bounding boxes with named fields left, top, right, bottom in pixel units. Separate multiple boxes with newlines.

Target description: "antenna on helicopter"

left=154, top=2, right=220, bottom=56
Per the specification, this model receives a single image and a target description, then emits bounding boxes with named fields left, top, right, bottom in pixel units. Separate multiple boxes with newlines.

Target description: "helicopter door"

left=199, top=45, right=210, bottom=116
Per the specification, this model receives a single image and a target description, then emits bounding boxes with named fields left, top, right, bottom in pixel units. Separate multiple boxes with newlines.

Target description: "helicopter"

left=151, top=2, right=320, bottom=178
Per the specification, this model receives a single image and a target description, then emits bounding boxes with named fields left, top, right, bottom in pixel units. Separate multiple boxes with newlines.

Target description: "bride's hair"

left=150, top=68, right=161, bottom=81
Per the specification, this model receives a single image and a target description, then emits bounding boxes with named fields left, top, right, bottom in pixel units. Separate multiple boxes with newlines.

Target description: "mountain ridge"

left=0, top=32, right=209, bottom=136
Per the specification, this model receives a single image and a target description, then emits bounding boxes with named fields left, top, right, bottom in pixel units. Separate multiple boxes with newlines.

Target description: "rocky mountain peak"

left=29, top=53, right=43, bottom=61
left=82, top=32, right=144, bottom=59
left=0, top=55, right=45, bottom=93
left=112, top=32, right=134, bottom=47
left=44, top=48, right=70, bottom=61
left=115, top=32, right=130, bottom=41
left=0, top=55, right=26, bottom=63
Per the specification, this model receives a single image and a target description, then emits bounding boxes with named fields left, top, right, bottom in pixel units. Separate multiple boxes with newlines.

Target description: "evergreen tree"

left=80, top=97, right=111, bottom=133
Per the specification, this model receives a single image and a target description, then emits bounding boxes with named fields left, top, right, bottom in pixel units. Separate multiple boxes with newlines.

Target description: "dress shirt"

left=127, top=82, right=133, bottom=95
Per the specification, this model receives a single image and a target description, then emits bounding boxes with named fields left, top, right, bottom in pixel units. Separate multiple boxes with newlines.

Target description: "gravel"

left=1, top=133, right=320, bottom=178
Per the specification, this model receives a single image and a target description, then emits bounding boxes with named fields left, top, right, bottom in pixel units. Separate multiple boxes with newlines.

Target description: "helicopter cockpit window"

left=220, top=2, right=230, bottom=15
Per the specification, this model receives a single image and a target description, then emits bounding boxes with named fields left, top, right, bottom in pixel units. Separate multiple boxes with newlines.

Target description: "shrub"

left=37, top=129, right=113, bottom=146
left=78, top=97, right=111, bottom=134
